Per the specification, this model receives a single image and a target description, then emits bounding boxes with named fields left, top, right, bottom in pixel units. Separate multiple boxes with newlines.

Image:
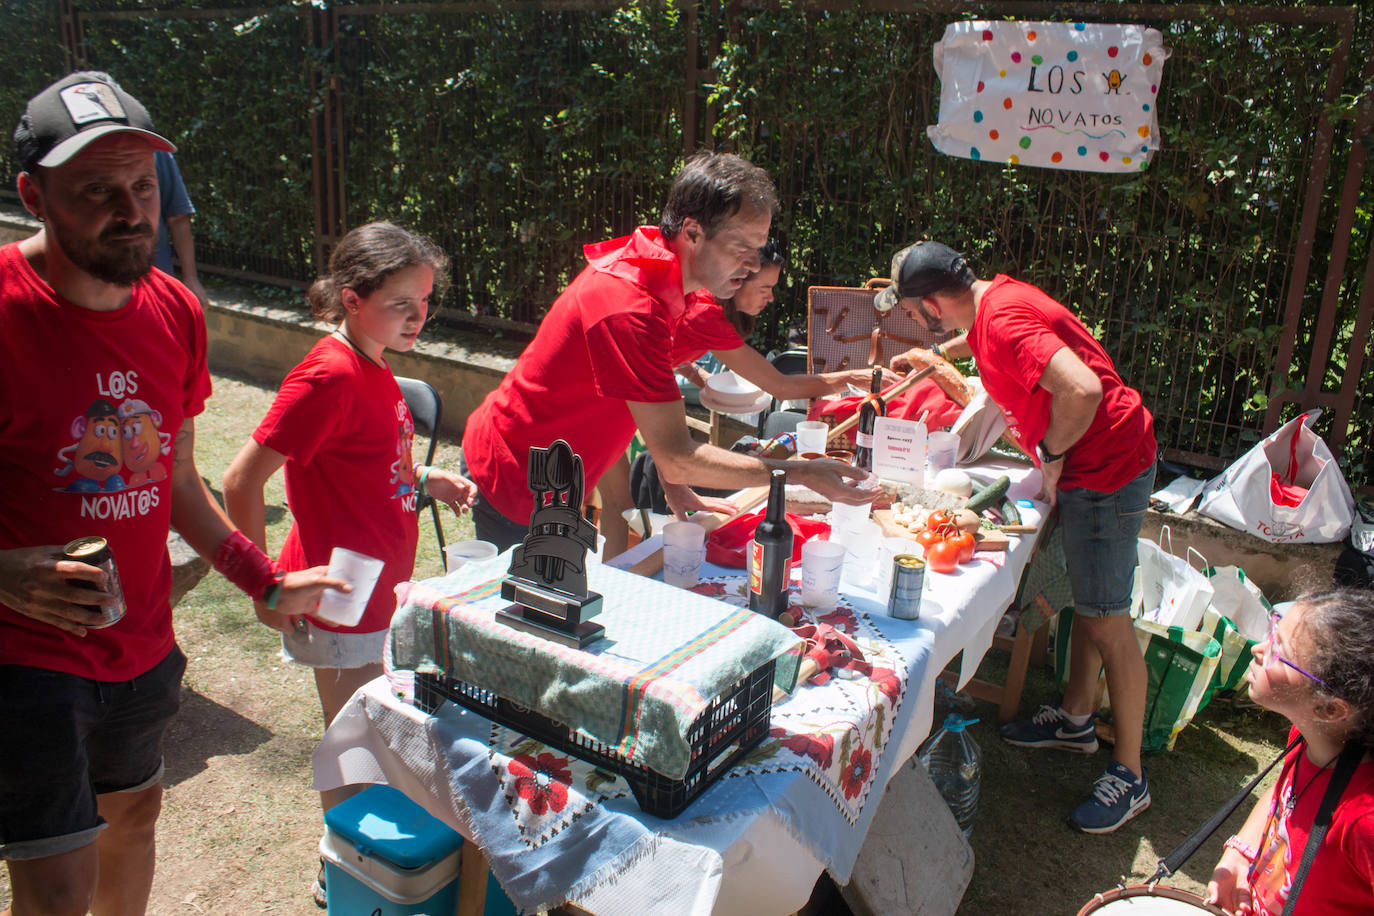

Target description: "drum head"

left=1076, top=885, right=1225, bottom=915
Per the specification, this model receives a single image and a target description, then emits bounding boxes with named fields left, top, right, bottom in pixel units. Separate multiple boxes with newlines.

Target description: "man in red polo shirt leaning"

left=462, top=151, right=876, bottom=549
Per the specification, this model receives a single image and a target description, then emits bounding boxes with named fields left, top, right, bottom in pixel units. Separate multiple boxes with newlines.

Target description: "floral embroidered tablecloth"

left=316, top=501, right=1045, bottom=915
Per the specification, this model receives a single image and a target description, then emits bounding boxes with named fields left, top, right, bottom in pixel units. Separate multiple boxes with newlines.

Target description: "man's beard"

left=913, top=298, right=945, bottom=334
left=50, top=218, right=155, bottom=286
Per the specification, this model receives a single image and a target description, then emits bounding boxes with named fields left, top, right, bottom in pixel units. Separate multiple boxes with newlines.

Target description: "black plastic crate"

left=413, top=658, right=775, bottom=819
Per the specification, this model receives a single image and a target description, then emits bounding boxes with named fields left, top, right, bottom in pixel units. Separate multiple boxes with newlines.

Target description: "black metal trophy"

left=495, top=439, right=605, bottom=648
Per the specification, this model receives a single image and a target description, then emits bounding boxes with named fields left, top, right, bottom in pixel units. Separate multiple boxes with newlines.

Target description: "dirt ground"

left=1, top=371, right=1288, bottom=915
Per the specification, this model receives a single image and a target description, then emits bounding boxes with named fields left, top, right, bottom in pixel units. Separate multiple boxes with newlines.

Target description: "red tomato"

left=915, top=528, right=942, bottom=552
left=925, top=538, right=961, bottom=573
left=947, top=530, right=976, bottom=564
left=927, top=510, right=955, bottom=531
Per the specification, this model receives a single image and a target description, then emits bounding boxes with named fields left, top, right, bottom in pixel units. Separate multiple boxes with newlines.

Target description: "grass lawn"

left=1, top=368, right=1289, bottom=915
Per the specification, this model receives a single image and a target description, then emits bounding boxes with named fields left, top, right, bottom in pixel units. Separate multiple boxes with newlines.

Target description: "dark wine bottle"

left=748, top=468, right=793, bottom=619
left=854, top=366, right=886, bottom=470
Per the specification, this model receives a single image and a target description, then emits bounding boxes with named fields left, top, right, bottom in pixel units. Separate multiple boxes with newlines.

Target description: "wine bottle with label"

left=749, top=468, right=793, bottom=619
left=854, top=366, right=886, bottom=470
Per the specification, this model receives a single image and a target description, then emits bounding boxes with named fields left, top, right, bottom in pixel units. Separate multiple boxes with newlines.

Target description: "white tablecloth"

left=315, top=467, right=1044, bottom=915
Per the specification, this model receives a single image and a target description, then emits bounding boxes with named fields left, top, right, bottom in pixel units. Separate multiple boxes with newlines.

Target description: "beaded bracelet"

left=416, top=464, right=432, bottom=497
left=1224, top=835, right=1258, bottom=862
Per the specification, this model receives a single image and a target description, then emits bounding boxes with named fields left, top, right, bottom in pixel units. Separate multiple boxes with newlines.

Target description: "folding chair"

left=807, top=279, right=953, bottom=373
left=395, top=376, right=449, bottom=570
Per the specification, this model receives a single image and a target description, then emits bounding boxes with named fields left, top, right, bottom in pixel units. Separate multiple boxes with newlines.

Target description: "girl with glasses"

left=1206, top=588, right=1374, bottom=915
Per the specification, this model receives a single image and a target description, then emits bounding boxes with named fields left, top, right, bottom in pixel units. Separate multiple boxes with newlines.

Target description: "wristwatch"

left=1035, top=440, right=1065, bottom=464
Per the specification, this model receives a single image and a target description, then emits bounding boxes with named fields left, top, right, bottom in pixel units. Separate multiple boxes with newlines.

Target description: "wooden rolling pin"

left=825, top=364, right=937, bottom=441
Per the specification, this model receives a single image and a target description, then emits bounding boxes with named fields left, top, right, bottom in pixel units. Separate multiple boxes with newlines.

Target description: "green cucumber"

left=966, top=474, right=1011, bottom=514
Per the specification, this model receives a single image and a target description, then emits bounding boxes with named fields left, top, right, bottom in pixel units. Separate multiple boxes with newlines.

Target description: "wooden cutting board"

left=872, top=509, right=1011, bottom=552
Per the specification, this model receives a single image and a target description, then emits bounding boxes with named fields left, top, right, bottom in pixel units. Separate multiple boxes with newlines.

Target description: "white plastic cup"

left=927, top=431, right=960, bottom=474
left=315, top=547, right=385, bottom=628
left=795, top=421, right=830, bottom=458
left=837, top=519, right=883, bottom=588
left=444, top=540, right=499, bottom=570
left=800, top=539, right=845, bottom=609
left=661, top=521, right=707, bottom=589
left=829, top=471, right=880, bottom=534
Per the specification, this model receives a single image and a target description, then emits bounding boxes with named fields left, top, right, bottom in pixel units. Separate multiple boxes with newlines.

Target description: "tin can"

left=887, top=554, right=925, bottom=620
left=63, top=536, right=126, bottom=628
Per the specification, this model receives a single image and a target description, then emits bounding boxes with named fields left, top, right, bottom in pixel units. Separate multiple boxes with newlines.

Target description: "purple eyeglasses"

left=1264, top=612, right=1331, bottom=691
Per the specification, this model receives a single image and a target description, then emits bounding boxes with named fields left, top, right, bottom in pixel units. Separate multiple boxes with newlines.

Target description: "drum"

left=1076, top=884, right=1226, bottom=915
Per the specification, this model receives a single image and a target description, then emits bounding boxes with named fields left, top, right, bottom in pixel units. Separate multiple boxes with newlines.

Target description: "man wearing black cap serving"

left=878, top=240, right=1159, bottom=835
left=0, top=71, right=343, bottom=914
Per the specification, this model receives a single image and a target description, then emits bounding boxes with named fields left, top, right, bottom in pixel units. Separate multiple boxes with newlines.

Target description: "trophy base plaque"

left=497, top=578, right=605, bottom=649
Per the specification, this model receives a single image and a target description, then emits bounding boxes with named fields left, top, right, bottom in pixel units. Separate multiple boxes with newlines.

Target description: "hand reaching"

left=425, top=468, right=479, bottom=517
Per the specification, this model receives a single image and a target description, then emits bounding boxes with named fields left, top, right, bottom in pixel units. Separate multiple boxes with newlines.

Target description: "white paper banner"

left=927, top=20, right=1169, bottom=173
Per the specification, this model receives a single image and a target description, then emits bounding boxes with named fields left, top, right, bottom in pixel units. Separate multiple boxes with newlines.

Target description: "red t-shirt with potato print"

left=967, top=274, right=1156, bottom=492
left=462, top=227, right=690, bottom=524
left=0, top=242, right=211, bottom=681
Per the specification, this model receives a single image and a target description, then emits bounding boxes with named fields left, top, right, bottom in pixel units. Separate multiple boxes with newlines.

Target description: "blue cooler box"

left=322, top=784, right=513, bottom=916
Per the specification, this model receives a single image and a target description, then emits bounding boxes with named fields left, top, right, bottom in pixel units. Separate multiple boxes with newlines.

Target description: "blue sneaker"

left=1069, top=761, right=1151, bottom=834
left=999, top=705, right=1099, bottom=754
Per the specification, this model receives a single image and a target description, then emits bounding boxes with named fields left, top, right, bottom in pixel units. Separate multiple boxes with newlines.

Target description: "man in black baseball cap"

left=1, top=72, right=342, bottom=914
left=877, top=237, right=1160, bottom=836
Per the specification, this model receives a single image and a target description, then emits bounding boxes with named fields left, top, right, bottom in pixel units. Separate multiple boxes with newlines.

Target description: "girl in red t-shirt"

left=1206, top=588, right=1374, bottom=915
left=222, top=224, right=476, bottom=844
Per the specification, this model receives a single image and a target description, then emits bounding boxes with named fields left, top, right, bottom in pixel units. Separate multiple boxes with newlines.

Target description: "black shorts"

left=0, top=645, right=186, bottom=861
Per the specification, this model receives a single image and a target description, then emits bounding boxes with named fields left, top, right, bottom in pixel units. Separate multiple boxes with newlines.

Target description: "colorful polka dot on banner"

left=1122, top=156, right=1132, bottom=164
left=1143, top=53, right=1153, bottom=65
left=974, top=110, right=984, bottom=123
left=1067, top=50, right=1078, bottom=62
left=1108, top=46, right=1118, bottom=58
left=1028, top=30, right=1037, bottom=41
left=1141, top=146, right=1149, bottom=153
left=1078, top=146, right=1088, bottom=156
left=1051, top=152, right=1063, bottom=163
left=977, top=81, right=985, bottom=92
left=1019, top=136, right=1031, bottom=149
left=1000, top=69, right=1007, bottom=78
left=1143, top=103, right=1151, bottom=112
left=1032, top=54, right=1043, bottom=65
left=1151, top=85, right=1158, bottom=93
left=1003, top=97, right=1013, bottom=109
left=983, top=30, right=993, bottom=41
left=1011, top=52, right=1021, bottom=63
left=1099, top=151, right=1110, bottom=161
left=989, top=129, right=1000, bottom=140
left=1137, top=126, right=1150, bottom=137
left=1074, top=23, right=1086, bottom=30
left=1008, top=155, right=1020, bottom=164
left=971, top=147, right=981, bottom=160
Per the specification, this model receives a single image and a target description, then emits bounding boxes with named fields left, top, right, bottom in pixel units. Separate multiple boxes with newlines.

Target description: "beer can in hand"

left=887, top=554, right=925, bottom=620
left=63, top=536, right=126, bottom=628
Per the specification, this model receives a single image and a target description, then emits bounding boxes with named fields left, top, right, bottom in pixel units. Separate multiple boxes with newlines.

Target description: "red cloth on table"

left=704, top=510, right=830, bottom=569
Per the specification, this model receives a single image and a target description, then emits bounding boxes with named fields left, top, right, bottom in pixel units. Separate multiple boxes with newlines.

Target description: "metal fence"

left=4, top=0, right=1371, bottom=491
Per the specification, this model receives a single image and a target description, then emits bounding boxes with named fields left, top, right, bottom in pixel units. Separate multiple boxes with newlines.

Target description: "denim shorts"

left=1058, top=463, right=1156, bottom=618
left=0, top=646, right=186, bottom=860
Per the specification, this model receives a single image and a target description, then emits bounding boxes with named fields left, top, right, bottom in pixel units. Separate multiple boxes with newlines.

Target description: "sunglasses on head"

left=1264, top=612, right=1331, bottom=691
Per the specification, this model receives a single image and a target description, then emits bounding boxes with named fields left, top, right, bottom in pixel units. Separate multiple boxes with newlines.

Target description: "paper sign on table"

left=873, top=417, right=926, bottom=485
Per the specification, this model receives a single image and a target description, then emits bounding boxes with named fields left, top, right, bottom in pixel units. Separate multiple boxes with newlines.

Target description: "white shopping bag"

left=1200, top=566, right=1272, bottom=700
left=1131, top=527, right=1215, bottom=631
left=1196, top=411, right=1355, bottom=543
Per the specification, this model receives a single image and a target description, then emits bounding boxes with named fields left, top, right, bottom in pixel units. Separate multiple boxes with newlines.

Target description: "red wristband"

left=212, top=530, right=282, bottom=602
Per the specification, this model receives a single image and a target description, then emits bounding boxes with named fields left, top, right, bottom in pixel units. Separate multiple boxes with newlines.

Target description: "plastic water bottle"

left=917, top=713, right=982, bottom=838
